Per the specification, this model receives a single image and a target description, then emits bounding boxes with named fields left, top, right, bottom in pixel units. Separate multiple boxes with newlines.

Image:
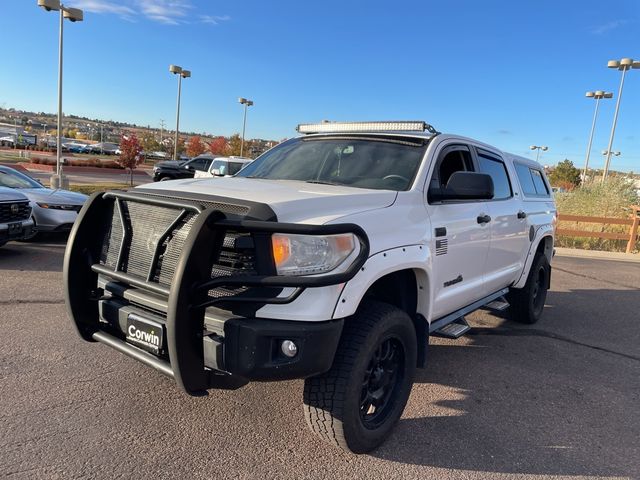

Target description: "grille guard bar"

left=64, top=190, right=370, bottom=395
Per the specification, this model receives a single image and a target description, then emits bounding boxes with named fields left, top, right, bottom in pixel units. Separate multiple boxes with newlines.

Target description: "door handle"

left=517, top=211, right=527, bottom=219
left=477, top=214, right=491, bottom=224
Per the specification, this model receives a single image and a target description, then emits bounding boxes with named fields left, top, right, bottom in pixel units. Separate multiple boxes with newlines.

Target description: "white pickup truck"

left=64, top=121, right=556, bottom=453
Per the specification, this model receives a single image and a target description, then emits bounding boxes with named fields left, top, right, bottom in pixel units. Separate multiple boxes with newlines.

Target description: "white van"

left=193, top=156, right=253, bottom=179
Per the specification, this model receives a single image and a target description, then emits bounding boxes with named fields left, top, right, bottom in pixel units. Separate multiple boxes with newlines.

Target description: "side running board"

left=429, top=288, right=510, bottom=339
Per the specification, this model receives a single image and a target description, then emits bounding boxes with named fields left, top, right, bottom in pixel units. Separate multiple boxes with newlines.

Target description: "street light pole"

left=37, top=0, right=83, bottom=189
left=603, top=58, right=640, bottom=181
left=170, top=65, right=190, bottom=161
left=56, top=5, right=63, bottom=177
left=583, top=91, right=612, bottom=181
left=238, top=97, right=253, bottom=157
left=174, top=73, right=182, bottom=160
left=530, top=145, right=548, bottom=162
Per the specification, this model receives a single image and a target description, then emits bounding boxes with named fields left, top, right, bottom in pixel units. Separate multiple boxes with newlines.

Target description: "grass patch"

left=69, top=183, right=129, bottom=195
left=556, top=177, right=640, bottom=252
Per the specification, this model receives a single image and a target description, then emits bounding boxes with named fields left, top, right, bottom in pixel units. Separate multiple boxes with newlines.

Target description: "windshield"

left=237, top=136, right=427, bottom=191
left=0, top=169, right=43, bottom=189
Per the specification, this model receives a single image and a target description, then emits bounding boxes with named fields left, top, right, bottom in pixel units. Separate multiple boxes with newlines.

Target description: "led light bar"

left=296, top=121, right=437, bottom=135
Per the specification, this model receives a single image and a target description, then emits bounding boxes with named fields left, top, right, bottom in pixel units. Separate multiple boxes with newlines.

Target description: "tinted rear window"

left=515, top=163, right=549, bottom=197
left=530, top=169, right=550, bottom=195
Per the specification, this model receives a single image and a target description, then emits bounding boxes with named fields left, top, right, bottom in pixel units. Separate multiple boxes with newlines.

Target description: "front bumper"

left=33, top=206, right=79, bottom=232
left=97, top=285, right=343, bottom=383
left=64, top=190, right=368, bottom=395
left=0, top=218, right=35, bottom=242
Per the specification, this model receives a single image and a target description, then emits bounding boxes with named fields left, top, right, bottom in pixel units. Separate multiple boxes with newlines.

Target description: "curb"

left=555, top=247, right=640, bottom=264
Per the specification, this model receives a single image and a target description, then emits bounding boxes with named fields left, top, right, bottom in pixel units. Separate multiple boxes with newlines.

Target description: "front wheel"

left=508, top=252, right=550, bottom=324
left=303, top=301, right=416, bottom=453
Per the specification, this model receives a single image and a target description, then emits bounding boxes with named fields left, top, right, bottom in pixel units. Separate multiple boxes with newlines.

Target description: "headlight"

left=37, top=203, right=80, bottom=211
left=272, top=233, right=357, bottom=276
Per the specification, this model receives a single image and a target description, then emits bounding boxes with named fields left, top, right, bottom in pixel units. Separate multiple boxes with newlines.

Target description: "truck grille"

left=98, top=198, right=257, bottom=293
left=0, top=201, right=31, bottom=223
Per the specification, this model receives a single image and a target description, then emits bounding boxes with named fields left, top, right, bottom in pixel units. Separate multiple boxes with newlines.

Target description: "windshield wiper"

left=305, top=180, right=342, bottom=186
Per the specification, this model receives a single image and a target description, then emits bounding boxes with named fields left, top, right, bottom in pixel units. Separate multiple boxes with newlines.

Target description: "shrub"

left=556, top=177, right=640, bottom=252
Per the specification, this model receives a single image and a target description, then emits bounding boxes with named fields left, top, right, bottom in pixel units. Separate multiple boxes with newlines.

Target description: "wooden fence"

left=557, top=205, right=640, bottom=254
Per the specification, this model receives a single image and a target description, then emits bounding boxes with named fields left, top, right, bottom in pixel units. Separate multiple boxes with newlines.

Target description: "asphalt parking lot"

left=1, top=239, right=639, bottom=479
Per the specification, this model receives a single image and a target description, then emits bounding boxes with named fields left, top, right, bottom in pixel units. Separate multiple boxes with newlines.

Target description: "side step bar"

left=429, top=288, right=509, bottom=338
left=432, top=316, right=470, bottom=339
left=483, top=297, right=510, bottom=312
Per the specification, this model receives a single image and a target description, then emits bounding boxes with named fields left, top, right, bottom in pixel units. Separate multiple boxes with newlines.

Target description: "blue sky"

left=1, top=0, right=639, bottom=171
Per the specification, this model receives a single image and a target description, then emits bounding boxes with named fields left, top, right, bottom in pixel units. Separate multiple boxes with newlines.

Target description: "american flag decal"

left=436, top=239, right=448, bottom=256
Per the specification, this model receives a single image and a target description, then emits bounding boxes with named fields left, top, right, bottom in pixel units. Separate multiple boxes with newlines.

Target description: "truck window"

left=438, top=149, right=473, bottom=187
left=189, top=157, right=210, bottom=171
left=515, top=163, right=550, bottom=197
left=228, top=162, right=246, bottom=175
left=237, top=136, right=427, bottom=191
left=478, top=154, right=512, bottom=200
left=530, top=169, right=550, bottom=196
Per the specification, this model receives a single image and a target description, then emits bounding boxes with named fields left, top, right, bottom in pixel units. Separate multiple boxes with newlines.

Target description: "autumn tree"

left=118, top=133, right=143, bottom=186
left=548, top=159, right=581, bottom=189
left=208, top=136, right=227, bottom=155
left=186, top=135, right=206, bottom=157
left=227, top=133, right=242, bottom=156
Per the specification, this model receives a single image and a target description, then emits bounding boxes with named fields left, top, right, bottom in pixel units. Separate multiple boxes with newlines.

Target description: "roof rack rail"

left=296, top=121, right=438, bottom=135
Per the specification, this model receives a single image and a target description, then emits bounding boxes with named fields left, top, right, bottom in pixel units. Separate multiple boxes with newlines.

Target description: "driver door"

left=426, top=144, right=492, bottom=319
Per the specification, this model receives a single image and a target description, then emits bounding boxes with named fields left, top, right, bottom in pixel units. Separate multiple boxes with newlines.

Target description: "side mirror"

left=184, top=165, right=194, bottom=171
left=211, top=168, right=223, bottom=177
left=431, top=172, right=494, bottom=201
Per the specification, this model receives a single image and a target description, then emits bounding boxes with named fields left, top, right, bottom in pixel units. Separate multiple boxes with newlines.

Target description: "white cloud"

left=69, top=0, right=229, bottom=25
left=200, top=14, right=230, bottom=25
left=590, top=19, right=632, bottom=35
left=72, top=0, right=135, bottom=18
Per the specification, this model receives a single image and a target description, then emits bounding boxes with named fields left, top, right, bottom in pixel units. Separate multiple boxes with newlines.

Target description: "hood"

left=20, top=188, right=88, bottom=205
left=0, top=187, right=28, bottom=203
left=136, top=177, right=397, bottom=224
left=155, top=160, right=184, bottom=169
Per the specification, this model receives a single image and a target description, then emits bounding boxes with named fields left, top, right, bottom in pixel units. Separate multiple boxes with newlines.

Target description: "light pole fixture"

left=583, top=91, right=613, bottom=181
left=238, top=97, right=254, bottom=157
left=602, top=149, right=621, bottom=171
left=37, top=0, right=83, bottom=189
left=530, top=145, right=548, bottom=162
left=170, top=64, right=191, bottom=160
left=602, top=58, right=640, bottom=181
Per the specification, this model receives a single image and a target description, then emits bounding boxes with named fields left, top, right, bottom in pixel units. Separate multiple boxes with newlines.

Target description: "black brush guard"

left=64, top=190, right=369, bottom=395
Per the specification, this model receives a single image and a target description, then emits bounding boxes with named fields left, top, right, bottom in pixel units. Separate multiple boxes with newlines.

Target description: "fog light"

left=281, top=340, right=298, bottom=358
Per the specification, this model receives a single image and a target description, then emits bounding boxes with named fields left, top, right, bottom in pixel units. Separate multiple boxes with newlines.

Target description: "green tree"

left=227, top=133, right=242, bottom=156
left=140, top=132, right=161, bottom=153
left=548, top=159, right=581, bottom=189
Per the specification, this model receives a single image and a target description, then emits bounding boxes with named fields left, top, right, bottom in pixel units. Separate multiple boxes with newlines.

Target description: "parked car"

left=64, top=120, right=557, bottom=454
left=0, top=166, right=87, bottom=235
left=193, top=156, right=253, bottom=179
left=66, top=143, right=88, bottom=153
left=152, top=154, right=211, bottom=181
left=0, top=187, right=35, bottom=247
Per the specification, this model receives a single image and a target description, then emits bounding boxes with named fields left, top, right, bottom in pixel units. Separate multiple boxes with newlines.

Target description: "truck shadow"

left=371, top=287, right=640, bottom=478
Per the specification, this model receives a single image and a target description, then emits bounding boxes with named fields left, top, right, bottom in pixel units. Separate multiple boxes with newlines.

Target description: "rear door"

left=477, top=150, right=530, bottom=292
left=426, top=143, right=492, bottom=319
